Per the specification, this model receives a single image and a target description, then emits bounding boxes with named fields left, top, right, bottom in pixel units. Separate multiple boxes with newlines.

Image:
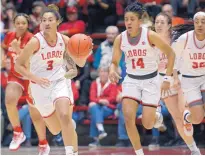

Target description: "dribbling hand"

left=109, top=70, right=122, bottom=84
left=161, top=81, right=171, bottom=97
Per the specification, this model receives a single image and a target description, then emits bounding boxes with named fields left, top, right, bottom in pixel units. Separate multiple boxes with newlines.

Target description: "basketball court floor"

left=1, top=146, right=205, bottom=155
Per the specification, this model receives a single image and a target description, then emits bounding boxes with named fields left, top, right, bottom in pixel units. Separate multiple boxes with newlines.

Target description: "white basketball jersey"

left=120, top=27, right=158, bottom=75
left=30, top=32, right=66, bottom=81
left=180, top=30, right=205, bottom=76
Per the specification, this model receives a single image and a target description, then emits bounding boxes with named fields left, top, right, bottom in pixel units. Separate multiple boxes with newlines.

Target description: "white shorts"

left=159, top=73, right=179, bottom=99
left=181, top=75, right=205, bottom=107
left=122, top=75, right=160, bottom=107
left=30, top=78, right=74, bottom=117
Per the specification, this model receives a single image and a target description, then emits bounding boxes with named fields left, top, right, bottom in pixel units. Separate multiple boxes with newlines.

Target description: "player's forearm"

left=166, top=51, right=176, bottom=76
left=14, top=63, right=36, bottom=81
left=173, top=69, right=179, bottom=79
left=110, top=62, right=119, bottom=72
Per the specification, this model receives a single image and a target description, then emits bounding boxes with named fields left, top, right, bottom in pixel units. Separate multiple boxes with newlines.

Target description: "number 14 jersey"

left=30, top=32, right=66, bottom=81
left=120, top=27, right=158, bottom=76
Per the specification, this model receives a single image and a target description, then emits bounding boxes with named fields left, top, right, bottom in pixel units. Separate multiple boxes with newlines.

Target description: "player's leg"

left=122, top=98, right=142, bottom=154
left=55, top=98, right=76, bottom=155
left=164, top=95, right=201, bottom=154
left=28, top=104, right=50, bottom=155
left=5, top=82, right=25, bottom=150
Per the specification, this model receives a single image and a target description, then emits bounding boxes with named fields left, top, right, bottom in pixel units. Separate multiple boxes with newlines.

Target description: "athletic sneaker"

left=38, top=143, right=50, bottom=155
left=9, top=131, right=26, bottom=151
left=154, top=112, right=163, bottom=128
left=183, top=110, right=193, bottom=136
left=98, top=131, right=107, bottom=140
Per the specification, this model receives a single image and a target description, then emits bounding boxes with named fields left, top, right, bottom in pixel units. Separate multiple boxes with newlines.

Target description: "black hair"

left=13, top=13, right=30, bottom=24
left=172, top=24, right=194, bottom=41
left=42, top=4, right=62, bottom=23
left=124, top=2, right=146, bottom=19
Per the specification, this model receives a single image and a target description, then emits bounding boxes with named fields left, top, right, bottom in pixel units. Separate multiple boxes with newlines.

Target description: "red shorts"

left=7, top=73, right=33, bottom=104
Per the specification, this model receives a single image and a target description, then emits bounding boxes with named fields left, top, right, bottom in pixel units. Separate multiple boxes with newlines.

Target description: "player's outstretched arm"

left=15, top=37, right=50, bottom=87
left=149, top=30, right=176, bottom=76
left=109, top=34, right=122, bottom=83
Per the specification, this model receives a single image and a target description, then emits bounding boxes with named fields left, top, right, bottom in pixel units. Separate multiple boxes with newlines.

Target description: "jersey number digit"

left=192, top=62, right=205, bottom=69
left=47, top=60, right=53, bottom=70
left=132, top=58, right=145, bottom=69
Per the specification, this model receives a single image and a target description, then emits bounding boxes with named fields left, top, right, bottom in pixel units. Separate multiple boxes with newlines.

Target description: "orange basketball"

left=67, top=34, right=92, bottom=58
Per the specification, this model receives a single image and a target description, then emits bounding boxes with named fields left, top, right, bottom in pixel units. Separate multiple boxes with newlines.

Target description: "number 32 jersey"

left=120, top=27, right=158, bottom=75
left=177, top=30, right=205, bottom=76
left=30, top=32, right=66, bottom=81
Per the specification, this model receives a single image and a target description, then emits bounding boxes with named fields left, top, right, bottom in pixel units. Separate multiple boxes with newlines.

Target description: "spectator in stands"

left=58, top=6, right=86, bottom=36
left=88, top=66, right=118, bottom=147
left=93, top=26, right=119, bottom=69
left=162, top=4, right=185, bottom=26
left=2, top=3, right=17, bottom=32
left=170, top=0, right=198, bottom=18
left=87, top=0, right=118, bottom=33
left=29, top=1, right=45, bottom=33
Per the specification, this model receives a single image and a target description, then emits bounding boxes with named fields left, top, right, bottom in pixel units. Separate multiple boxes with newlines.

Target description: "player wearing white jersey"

left=109, top=2, right=175, bottom=155
left=155, top=13, right=201, bottom=155
left=15, top=4, right=91, bottom=155
left=173, top=12, right=205, bottom=137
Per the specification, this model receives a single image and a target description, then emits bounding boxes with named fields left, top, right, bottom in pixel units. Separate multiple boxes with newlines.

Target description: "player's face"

left=194, top=15, right=205, bottom=36
left=155, top=15, right=171, bottom=35
left=41, top=12, right=58, bottom=33
left=14, top=16, right=28, bottom=34
left=124, top=12, right=141, bottom=35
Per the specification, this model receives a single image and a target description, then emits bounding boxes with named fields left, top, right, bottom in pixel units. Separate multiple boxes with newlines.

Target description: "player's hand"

left=34, top=77, right=50, bottom=88
left=10, top=37, right=21, bottom=54
left=64, top=69, right=78, bottom=79
left=161, top=81, right=171, bottom=97
left=173, top=77, right=181, bottom=90
left=109, top=70, right=122, bottom=84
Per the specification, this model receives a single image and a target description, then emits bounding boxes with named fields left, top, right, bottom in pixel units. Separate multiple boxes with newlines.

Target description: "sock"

left=65, top=146, right=73, bottom=155
left=135, top=149, right=144, bottom=155
left=187, top=141, right=198, bottom=152
left=13, top=126, right=22, bottom=132
left=96, top=123, right=104, bottom=132
left=39, top=139, right=48, bottom=145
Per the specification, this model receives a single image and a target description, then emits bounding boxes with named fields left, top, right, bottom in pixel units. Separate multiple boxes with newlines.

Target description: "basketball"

left=67, top=34, right=92, bottom=58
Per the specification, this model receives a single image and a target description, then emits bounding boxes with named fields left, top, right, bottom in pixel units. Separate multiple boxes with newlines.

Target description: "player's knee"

left=142, top=119, right=154, bottom=130
left=123, top=113, right=135, bottom=127
left=5, top=93, right=19, bottom=106
left=29, top=106, right=42, bottom=121
left=191, top=114, right=204, bottom=124
left=59, top=111, right=71, bottom=123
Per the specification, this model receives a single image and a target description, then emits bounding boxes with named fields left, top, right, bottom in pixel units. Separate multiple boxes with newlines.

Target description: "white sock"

left=96, top=123, right=104, bottom=132
left=187, top=141, right=198, bottom=152
left=65, top=146, right=73, bottom=155
left=135, top=149, right=144, bottom=155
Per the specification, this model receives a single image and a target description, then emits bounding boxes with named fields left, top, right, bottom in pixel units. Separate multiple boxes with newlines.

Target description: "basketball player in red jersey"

left=109, top=2, right=175, bottom=155
left=15, top=5, right=92, bottom=155
left=155, top=13, right=201, bottom=155
left=1, top=13, right=50, bottom=154
left=173, top=12, right=205, bottom=140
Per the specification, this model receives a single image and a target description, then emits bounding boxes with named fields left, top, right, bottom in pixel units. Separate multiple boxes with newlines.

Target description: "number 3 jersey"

left=176, top=30, right=205, bottom=76
left=120, top=27, right=158, bottom=75
left=30, top=32, right=66, bottom=81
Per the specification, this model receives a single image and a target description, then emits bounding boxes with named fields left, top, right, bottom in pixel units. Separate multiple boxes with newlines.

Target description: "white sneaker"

left=38, top=143, right=50, bottom=155
left=183, top=110, right=193, bottom=136
left=9, top=131, right=26, bottom=151
left=154, top=112, right=163, bottom=128
left=191, top=149, right=201, bottom=155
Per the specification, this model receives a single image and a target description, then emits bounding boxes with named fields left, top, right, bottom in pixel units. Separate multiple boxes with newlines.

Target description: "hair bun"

left=47, top=4, right=59, bottom=12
